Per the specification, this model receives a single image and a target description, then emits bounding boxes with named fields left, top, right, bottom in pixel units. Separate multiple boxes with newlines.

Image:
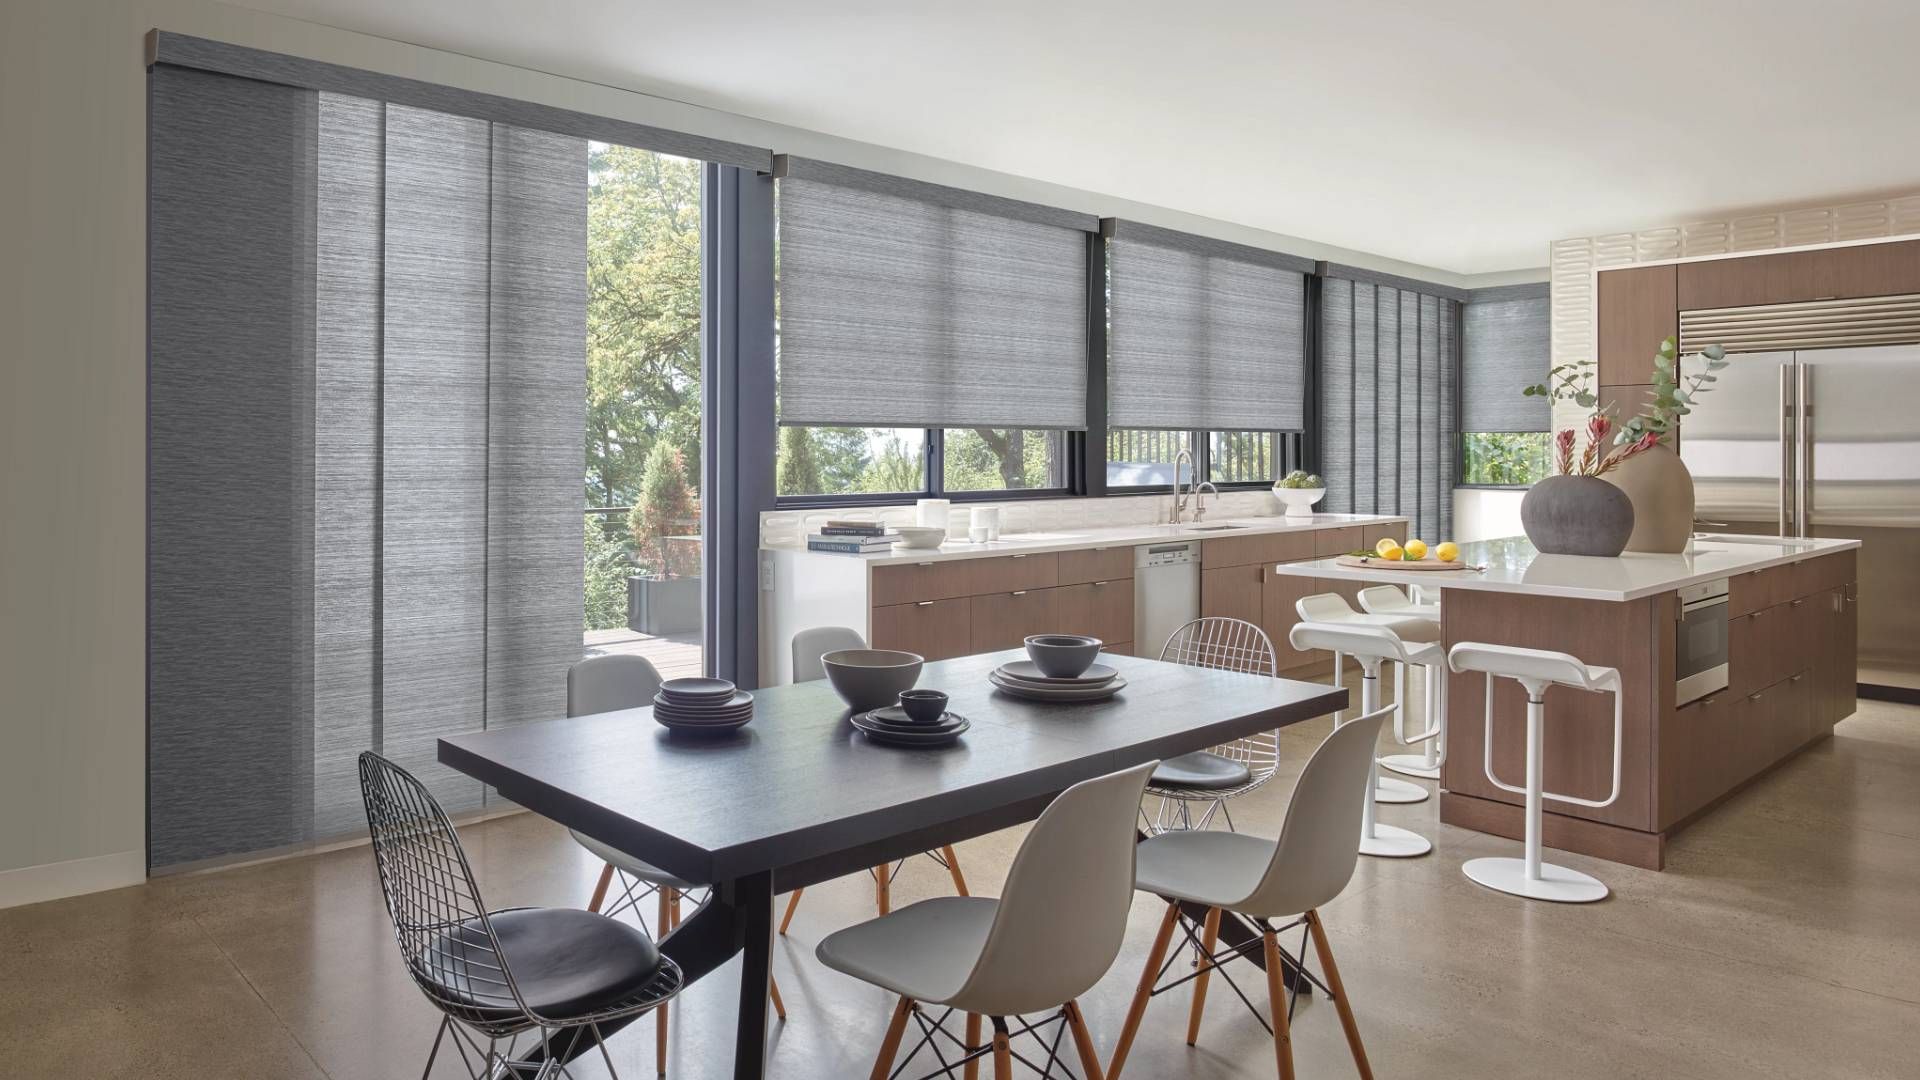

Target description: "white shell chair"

left=817, top=760, right=1160, bottom=1080
left=565, top=654, right=786, bottom=1074
left=780, top=627, right=970, bottom=935
left=1107, top=708, right=1389, bottom=1080
left=1141, top=617, right=1282, bottom=833
left=1294, top=592, right=1434, bottom=806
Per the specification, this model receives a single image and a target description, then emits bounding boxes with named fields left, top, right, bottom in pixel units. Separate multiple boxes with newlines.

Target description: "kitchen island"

left=1272, top=535, right=1861, bottom=869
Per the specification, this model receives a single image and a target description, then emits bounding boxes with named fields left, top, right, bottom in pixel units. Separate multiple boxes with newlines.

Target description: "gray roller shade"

left=1319, top=277, right=1459, bottom=541
left=1463, top=283, right=1550, bottom=432
left=775, top=157, right=1094, bottom=430
left=1106, top=220, right=1310, bottom=430
left=149, top=64, right=585, bottom=869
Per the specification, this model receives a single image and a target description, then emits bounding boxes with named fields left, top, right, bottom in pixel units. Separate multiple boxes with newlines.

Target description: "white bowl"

left=892, top=526, right=946, bottom=549
left=1274, top=486, right=1325, bottom=518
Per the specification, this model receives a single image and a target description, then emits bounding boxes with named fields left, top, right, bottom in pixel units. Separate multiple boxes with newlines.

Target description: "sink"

left=1186, top=524, right=1246, bottom=532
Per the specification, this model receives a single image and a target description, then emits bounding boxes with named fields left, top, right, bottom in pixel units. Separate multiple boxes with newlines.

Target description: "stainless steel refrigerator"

left=1680, top=345, right=1920, bottom=695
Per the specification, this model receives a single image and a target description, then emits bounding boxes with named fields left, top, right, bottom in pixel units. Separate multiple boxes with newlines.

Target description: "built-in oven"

left=1676, top=578, right=1731, bottom=706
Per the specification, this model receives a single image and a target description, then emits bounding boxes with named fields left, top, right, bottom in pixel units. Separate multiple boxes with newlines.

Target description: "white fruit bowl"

left=1274, top=486, right=1325, bottom=518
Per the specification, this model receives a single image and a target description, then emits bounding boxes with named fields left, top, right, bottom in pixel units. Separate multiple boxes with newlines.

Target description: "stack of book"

left=806, top=521, right=896, bottom=554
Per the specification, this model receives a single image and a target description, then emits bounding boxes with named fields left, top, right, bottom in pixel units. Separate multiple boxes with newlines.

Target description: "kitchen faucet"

left=1193, top=482, right=1218, bottom=522
left=1170, top=449, right=1215, bottom=524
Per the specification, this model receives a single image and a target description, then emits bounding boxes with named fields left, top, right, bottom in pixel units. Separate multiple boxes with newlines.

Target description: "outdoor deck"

left=583, top=627, right=704, bottom=680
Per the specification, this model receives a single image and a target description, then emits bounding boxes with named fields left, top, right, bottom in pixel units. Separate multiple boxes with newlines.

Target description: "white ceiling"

left=237, top=0, right=1920, bottom=275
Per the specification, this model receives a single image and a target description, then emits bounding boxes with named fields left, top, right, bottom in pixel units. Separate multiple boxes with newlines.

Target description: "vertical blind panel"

left=1318, top=279, right=1457, bottom=541
left=313, top=94, right=384, bottom=839
left=1108, top=238, right=1307, bottom=430
left=148, top=66, right=318, bottom=869
left=1462, top=293, right=1550, bottom=431
left=484, top=124, right=589, bottom=754
left=777, top=177, right=1089, bottom=429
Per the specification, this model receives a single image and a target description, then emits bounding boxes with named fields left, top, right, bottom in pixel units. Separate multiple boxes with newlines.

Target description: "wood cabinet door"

left=1200, top=563, right=1264, bottom=628
left=1314, top=526, right=1363, bottom=556
left=870, top=598, right=972, bottom=661
left=1054, top=580, right=1133, bottom=645
left=1676, top=253, right=1795, bottom=311
left=1598, top=264, right=1678, bottom=386
left=1261, top=571, right=1321, bottom=671
left=1786, top=240, right=1920, bottom=301
left=968, top=588, right=1061, bottom=654
left=1661, top=691, right=1731, bottom=829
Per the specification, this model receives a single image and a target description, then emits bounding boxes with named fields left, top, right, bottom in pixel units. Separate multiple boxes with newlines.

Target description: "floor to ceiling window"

left=582, top=142, right=705, bottom=678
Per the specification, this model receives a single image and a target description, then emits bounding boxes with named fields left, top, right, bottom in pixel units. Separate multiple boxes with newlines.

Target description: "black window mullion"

left=926, top=428, right=943, bottom=498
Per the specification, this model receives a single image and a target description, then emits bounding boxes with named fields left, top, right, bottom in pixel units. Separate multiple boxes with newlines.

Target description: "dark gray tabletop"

left=439, top=649, right=1345, bottom=887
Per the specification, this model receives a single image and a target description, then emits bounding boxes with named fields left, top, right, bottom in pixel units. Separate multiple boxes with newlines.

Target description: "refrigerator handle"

left=1778, top=362, right=1794, bottom=538
left=1795, top=361, right=1810, bottom=539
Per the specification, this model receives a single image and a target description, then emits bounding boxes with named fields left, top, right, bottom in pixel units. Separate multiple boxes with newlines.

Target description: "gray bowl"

left=821, top=649, right=924, bottom=711
left=1024, top=634, right=1104, bottom=679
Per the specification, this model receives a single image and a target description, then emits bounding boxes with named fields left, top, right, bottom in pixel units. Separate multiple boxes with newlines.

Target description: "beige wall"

left=0, top=0, right=1538, bottom=904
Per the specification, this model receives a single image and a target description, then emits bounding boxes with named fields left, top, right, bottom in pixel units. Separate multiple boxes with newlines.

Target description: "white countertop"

left=766, top=513, right=1407, bottom=566
left=1269, top=534, right=1861, bottom=601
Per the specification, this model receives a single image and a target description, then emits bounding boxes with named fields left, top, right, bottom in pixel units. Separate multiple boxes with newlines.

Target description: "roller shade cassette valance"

left=1462, top=283, right=1550, bottom=433
left=775, top=156, right=1095, bottom=430
left=1105, top=220, right=1311, bottom=431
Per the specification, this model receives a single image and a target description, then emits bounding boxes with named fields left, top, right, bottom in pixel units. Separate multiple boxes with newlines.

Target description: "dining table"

left=437, top=648, right=1347, bottom=1079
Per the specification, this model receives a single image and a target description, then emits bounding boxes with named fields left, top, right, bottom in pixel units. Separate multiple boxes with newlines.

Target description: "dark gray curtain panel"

left=1106, top=220, right=1311, bottom=431
left=775, top=157, right=1094, bottom=430
left=1462, top=283, right=1550, bottom=433
left=150, top=64, right=586, bottom=868
left=1319, top=276, right=1459, bottom=541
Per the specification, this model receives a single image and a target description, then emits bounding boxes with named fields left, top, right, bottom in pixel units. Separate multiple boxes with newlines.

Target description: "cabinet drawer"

left=1199, top=530, right=1315, bottom=568
left=870, top=599, right=972, bottom=662
left=1314, top=526, right=1363, bottom=556
left=1729, top=603, right=1788, bottom=699
left=1729, top=563, right=1791, bottom=617
left=872, top=560, right=978, bottom=607
left=1360, top=522, right=1405, bottom=550
left=966, top=553, right=1058, bottom=596
left=1055, top=581, right=1133, bottom=645
left=1791, top=549, right=1855, bottom=599
left=1057, top=546, right=1133, bottom=586
left=969, top=587, right=1060, bottom=654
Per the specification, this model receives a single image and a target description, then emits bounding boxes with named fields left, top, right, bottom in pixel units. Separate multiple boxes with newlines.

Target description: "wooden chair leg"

left=942, top=844, right=970, bottom=896
left=1187, top=905, right=1222, bottom=1046
left=778, top=888, right=805, bottom=936
left=1105, top=900, right=1181, bottom=1080
left=668, top=888, right=682, bottom=931
left=657, top=886, right=674, bottom=1076
left=991, top=1017, right=1014, bottom=1080
left=1306, top=909, right=1374, bottom=1080
left=1064, top=1000, right=1106, bottom=1080
left=587, top=862, right=615, bottom=914
left=870, top=997, right=914, bottom=1080
left=1261, top=929, right=1296, bottom=1080
left=875, top=864, right=892, bottom=915
left=768, top=975, right=787, bottom=1022
left=964, top=1013, right=983, bottom=1080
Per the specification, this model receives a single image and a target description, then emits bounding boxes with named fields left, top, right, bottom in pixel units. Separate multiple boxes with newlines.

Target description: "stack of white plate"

left=652, top=677, right=754, bottom=733
left=987, top=660, right=1127, bottom=703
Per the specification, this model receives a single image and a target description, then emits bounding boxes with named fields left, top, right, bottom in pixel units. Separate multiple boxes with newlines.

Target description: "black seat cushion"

left=418, top=907, right=664, bottom=1021
left=1153, top=750, right=1254, bottom=790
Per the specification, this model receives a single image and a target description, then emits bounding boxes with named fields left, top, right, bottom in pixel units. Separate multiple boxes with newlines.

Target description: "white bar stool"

left=1296, top=592, right=1436, bottom=804
left=1289, top=621, right=1436, bottom=858
left=1358, top=585, right=1447, bottom=780
left=1446, top=642, right=1624, bottom=903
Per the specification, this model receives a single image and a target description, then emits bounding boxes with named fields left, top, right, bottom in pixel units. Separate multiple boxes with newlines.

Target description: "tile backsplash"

left=759, top=490, right=1285, bottom=547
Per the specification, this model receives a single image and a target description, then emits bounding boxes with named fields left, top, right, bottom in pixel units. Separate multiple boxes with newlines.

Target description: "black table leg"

left=729, top=870, right=776, bottom=1080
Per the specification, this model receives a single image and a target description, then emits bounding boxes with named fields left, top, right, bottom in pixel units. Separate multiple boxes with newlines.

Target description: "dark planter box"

left=627, top=574, right=702, bottom=636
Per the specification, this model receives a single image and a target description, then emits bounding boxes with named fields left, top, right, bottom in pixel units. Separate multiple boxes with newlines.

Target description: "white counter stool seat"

left=783, top=627, right=970, bottom=934
left=818, top=761, right=1159, bottom=1080
left=1294, top=593, right=1436, bottom=804
left=1141, top=617, right=1280, bottom=833
left=1289, top=622, right=1436, bottom=859
left=1107, top=709, right=1388, bottom=1080
left=1446, top=642, right=1624, bottom=904
left=1357, top=585, right=1447, bottom=780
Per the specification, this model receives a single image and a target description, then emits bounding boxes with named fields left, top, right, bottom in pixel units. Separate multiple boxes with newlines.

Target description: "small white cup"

left=968, top=525, right=991, bottom=543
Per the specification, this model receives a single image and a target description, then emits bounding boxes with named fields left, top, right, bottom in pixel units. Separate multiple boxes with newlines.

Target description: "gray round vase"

left=1521, top=475, right=1636, bottom=557
left=1604, top=443, right=1695, bottom=553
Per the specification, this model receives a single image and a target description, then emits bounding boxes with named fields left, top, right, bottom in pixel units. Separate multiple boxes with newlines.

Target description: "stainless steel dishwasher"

left=1134, top=541, right=1201, bottom=659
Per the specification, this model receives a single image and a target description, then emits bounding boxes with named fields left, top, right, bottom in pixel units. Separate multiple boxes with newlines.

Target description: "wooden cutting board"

left=1335, top=554, right=1471, bottom=571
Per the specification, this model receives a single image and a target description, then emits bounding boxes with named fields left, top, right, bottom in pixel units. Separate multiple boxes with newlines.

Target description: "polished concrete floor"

left=4, top=698, right=1918, bottom=1079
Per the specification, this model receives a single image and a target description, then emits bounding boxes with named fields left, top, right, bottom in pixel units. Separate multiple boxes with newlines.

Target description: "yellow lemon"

left=1436, top=541, right=1459, bottom=563
left=1378, top=544, right=1404, bottom=561
left=1404, top=539, right=1429, bottom=561
left=1374, top=537, right=1401, bottom=558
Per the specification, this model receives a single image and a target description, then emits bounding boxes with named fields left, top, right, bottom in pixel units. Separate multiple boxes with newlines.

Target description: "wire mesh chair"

left=1143, top=617, right=1281, bottom=833
left=360, top=752, right=682, bottom=1079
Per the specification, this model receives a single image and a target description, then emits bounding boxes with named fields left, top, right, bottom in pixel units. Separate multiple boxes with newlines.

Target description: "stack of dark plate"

left=652, top=677, right=754, bottom=734
left=849, top=704, right=970, bottom=747
left=988, top=659, right=1127, bottom=703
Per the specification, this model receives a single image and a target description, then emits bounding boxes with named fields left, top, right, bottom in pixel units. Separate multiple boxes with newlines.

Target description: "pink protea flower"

left=1554, top=428, right=1576, bottom=475
left=1597, top=430, right=1662, bottom=476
